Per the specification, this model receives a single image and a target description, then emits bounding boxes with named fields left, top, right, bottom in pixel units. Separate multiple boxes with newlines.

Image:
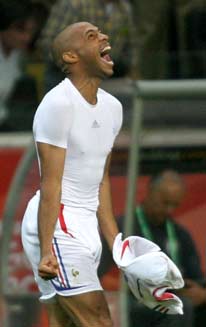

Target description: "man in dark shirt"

left=99, top=170, right=206, bottom=327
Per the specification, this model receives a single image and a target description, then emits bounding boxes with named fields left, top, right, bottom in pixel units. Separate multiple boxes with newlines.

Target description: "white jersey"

left=33, top=78, right=122, bottom=213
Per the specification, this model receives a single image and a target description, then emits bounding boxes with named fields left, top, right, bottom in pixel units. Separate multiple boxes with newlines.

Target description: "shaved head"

left=51, top=22, right=95, bottom=72
left=50, top=21, right=113, bottom=79
left=144, top=170, right=186, bottom=224
left=150, top=170, right=185, bottom=192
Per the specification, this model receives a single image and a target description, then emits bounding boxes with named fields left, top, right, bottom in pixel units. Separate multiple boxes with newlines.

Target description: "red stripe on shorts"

left=59, top=204, right=74, bottom=237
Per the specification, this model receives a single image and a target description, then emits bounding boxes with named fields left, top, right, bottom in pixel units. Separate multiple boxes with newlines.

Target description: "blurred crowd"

left=0, top=0, right=206, bottom=132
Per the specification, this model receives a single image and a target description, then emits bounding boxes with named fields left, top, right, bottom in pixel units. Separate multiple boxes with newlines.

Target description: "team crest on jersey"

left=72, top=268, right=79, bottom=277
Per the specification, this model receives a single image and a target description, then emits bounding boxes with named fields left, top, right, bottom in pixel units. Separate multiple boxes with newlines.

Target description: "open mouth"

left=100, top=45, right=114, bottom=65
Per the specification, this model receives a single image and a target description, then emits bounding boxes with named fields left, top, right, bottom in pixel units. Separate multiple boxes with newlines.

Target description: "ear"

left=62, top=51, right=78, bottom=64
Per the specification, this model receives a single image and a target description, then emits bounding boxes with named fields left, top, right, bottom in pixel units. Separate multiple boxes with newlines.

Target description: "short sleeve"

left=33, top=90, right=73, bottom=149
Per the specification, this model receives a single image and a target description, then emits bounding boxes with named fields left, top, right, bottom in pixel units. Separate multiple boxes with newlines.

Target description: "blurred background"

left=1, top=0, right=206, bottom=326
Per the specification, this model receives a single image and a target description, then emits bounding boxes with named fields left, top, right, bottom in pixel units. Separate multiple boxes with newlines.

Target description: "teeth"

left=103, top=46, right=111, bottom=52
left=101, top=45, right=111, bottom=55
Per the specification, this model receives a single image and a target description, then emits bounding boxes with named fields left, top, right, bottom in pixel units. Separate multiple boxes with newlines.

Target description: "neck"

left=68, top=74, right=101, bottom=105
left=141, top=202, right=162, bottom=226
left=141, top=202, right=152, bottom=220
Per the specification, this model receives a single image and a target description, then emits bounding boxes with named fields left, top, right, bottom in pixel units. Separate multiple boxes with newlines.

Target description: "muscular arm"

left=37, top=142, right=66, bottom=279
left=97, top=153, right=119, bottom=251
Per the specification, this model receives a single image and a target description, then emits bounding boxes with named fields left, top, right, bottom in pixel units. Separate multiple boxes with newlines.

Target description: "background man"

left=99, top=170, right=206, bottom=327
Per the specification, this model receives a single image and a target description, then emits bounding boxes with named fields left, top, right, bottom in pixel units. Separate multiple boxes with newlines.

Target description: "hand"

left=38, top=253, right=59, bottom=280
left=178, top=279, right=206, bottom=306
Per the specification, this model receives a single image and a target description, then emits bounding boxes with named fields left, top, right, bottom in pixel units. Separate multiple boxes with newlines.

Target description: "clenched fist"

left=38, top=253, right=59, bottom=280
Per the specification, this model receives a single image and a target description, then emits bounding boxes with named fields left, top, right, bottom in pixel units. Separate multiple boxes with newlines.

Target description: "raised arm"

left=37, top=141, right=66, bottom=280
left=97, top=153, right=119, bottom=251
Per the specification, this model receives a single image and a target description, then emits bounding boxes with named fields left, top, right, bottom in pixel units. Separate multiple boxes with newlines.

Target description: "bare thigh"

left=45, top=301, right=76, bottom=327
left=57, top=291, right=113, bottom=327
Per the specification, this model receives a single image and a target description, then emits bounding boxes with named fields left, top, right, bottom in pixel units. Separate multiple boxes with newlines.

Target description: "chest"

left=68, top=105, right=115, bottom=158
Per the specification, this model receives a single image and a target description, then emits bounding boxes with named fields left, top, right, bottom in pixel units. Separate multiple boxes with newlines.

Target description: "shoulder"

left=35, top=79, right=73, bottom=118
left=33, top=80, right=74, bottom=147
left=98, top=88, right=123, bottom=136
left=98, top=88, right=122, bottom=112
left=98, top=87, right=122, bottom=106
left=41, top=79, right=71, bottom=108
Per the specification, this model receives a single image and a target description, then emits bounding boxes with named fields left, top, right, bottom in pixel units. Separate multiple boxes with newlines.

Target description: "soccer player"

left=21, top=22, right=122, bottom=326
